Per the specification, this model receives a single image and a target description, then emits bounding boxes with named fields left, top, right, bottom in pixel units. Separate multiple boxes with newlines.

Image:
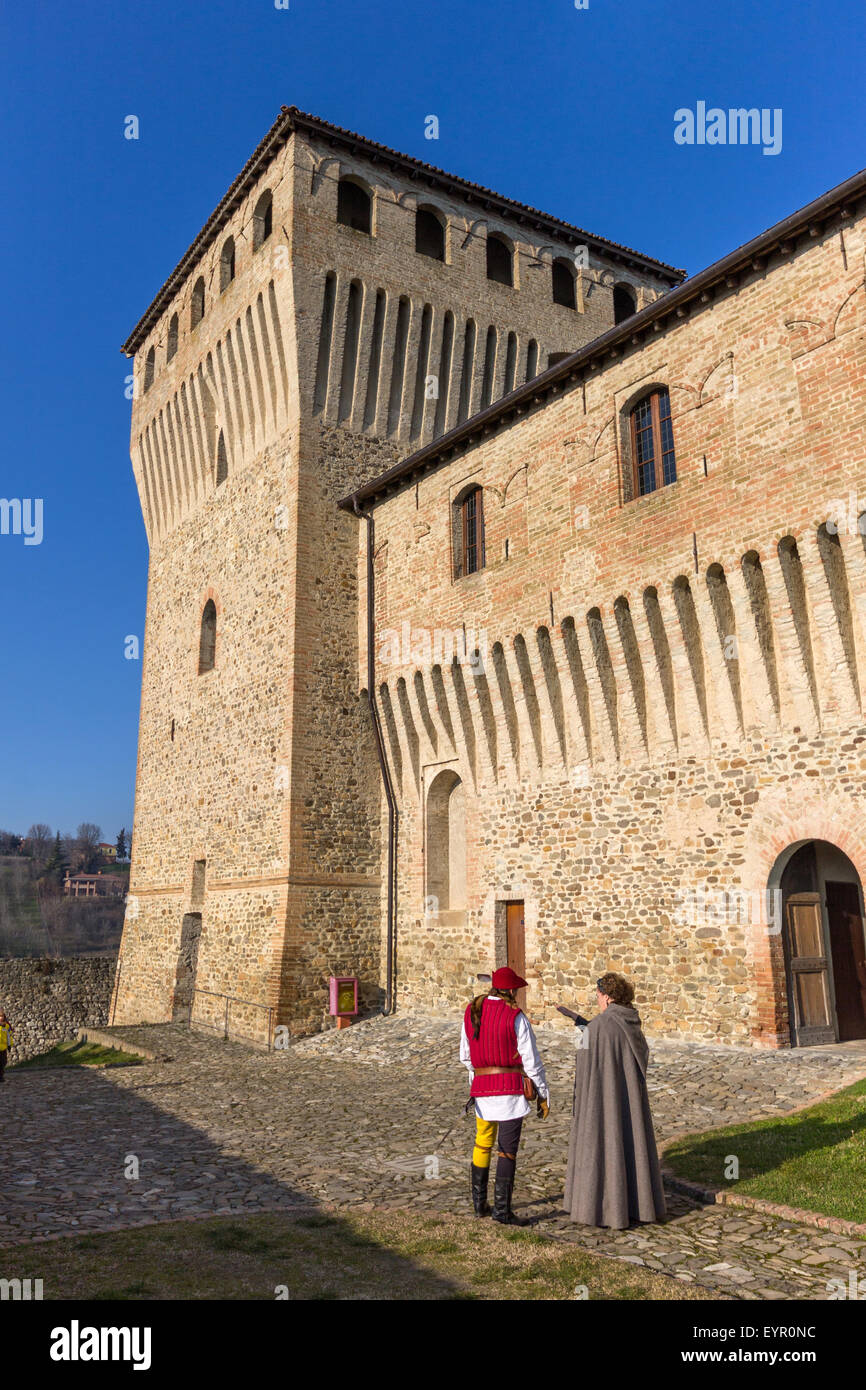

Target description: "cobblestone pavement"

left=4, top=1015, right=866, bottom=1299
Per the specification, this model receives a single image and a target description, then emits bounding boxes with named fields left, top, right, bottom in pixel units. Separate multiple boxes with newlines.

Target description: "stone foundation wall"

left=393, top=735, right=866, bottom=1045
left=0, top=956, right=117, bottom=1063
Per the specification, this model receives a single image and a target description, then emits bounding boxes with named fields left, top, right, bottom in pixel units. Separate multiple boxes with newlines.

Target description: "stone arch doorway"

left=770, top=839, right=866, bottom=1045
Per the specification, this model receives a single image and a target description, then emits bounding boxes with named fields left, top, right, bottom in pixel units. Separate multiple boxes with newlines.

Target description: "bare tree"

left=76, top=823, right=102, bottom=873
left=26, top=824, right=53, bottom=863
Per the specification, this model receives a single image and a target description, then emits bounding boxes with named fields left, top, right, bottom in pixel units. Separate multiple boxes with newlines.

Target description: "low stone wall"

left=0, top=956, right=117, bottom=1063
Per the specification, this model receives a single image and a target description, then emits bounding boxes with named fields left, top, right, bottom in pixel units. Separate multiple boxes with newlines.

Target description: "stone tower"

left=116, top=107, right=681, bottom=1042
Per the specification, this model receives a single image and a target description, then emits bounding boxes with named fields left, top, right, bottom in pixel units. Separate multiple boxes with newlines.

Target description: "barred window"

left=630, top=389, right=676, bottom=496
left=461, top=486, right=485, bottom=576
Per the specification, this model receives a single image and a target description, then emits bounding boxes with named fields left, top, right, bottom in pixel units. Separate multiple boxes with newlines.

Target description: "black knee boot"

left=492, top=1172, right=529, bottom=1226
left=470, top=1163, right=490, bottom=1217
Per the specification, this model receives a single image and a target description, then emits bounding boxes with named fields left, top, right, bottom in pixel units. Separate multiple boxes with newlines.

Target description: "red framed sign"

left=329, top=976, right=358, bottom=1016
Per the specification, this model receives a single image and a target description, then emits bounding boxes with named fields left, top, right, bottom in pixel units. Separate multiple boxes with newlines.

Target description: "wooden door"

left=506, top=901, right=526, bottom=1011
left=785, top=893, right=835, bottom=1045
left=826, top=881, right=866, bottom=1042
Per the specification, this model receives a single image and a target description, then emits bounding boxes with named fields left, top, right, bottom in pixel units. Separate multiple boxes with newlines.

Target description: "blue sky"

left=0, top=0, right=864, bottom=840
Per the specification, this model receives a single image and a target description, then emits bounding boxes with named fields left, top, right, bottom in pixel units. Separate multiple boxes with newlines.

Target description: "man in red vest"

left=460, top=967, right=549, bottom=1225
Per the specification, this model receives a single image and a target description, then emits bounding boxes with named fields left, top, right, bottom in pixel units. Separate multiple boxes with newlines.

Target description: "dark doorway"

left=778, top=839, right=866, bottom=1045
left=173, top=912, right=202, bottom=1023
left=826, top=881, right=866, bottom=1040
left=505, top=901, right=526, bottom=1012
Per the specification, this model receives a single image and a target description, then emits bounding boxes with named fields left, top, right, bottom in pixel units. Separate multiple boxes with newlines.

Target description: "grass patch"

left=13, top=1039, right=143, bottom=1069
left=1, top=1209, right=715, bottom=1301
left=664, top=1076, right=866, bottom=1225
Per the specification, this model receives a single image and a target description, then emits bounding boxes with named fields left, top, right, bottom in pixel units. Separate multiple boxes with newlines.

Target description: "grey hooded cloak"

left=563, top=1003, right=666, bottom=1229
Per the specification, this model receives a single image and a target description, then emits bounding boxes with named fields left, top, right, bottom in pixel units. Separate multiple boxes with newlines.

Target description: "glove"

left=537, top=1095, right=550, bottom=1120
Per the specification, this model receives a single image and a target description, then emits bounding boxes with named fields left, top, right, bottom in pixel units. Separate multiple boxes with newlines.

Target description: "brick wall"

left=362, top=203, right=866, bottom=1045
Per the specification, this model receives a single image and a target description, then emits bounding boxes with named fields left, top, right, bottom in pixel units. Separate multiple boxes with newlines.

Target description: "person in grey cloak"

left=560, top=971, right=666, bottom=1229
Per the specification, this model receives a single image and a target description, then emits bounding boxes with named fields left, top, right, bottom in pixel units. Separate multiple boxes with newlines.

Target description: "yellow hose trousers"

left=472, top=1118, right=497, bottom=1169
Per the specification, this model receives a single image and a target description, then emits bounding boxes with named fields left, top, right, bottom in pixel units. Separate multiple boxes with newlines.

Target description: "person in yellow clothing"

left=0, top=1012, right=12, bottom=1082
left=460, top=968, right=549, bottom=1225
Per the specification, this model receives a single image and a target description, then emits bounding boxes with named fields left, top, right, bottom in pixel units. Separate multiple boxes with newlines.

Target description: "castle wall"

left=266, top=130, right=674, bottom=1032
left=361, top=206, right=866, bottom=1044
left=0, top=956, right=116, bottom=1062
left=116, top=139, right=303, bottom=1035
left=116, top=110, right=678, bottom=1041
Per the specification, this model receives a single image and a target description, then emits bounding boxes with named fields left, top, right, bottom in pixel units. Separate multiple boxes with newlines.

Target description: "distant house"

left=98, top=843, right=118, bottom=860
left=64, top=871, right=125, bottom=899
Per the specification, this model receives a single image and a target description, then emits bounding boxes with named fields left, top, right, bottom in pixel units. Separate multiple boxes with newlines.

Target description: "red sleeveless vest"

left=464, top=997, right=524, bottom=1097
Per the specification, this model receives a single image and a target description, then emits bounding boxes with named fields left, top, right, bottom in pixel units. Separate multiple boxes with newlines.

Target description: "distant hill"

left=0, top=856, right=49, bottom=954
left=0, top=856, right=124, bottom=957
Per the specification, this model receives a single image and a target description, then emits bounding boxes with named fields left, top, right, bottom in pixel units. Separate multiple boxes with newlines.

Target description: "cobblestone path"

left=4, top=1016, right=866, bottom=1299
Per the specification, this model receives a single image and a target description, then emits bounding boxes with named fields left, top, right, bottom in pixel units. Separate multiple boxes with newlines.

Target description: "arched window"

left=167, top=314, right=178, bottom=361
left=454, top=485, right=485, bottom=578
left=630, top=389, right=676, bottom=496
left=426, top=769, right=466, bottom=911
left=143, top=346, right=155, bottom=392
left=191, top=277, right=205, bottom=329
left=486, top=233, right=513, bottom=286
left=337, top=178, right=372, bottom=234
left=415, top=206, right=445, bottom=261
left=552, top=258, right=576, bottom=309
left=198, top=600, right=217, bottom=674
left=220, top=237, right=235, bottom=290
left=253, top=192, right=272, bottom=250
left=215, top=430, right=228, bottom=486
left=614, top=283, right=636, bottom=324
